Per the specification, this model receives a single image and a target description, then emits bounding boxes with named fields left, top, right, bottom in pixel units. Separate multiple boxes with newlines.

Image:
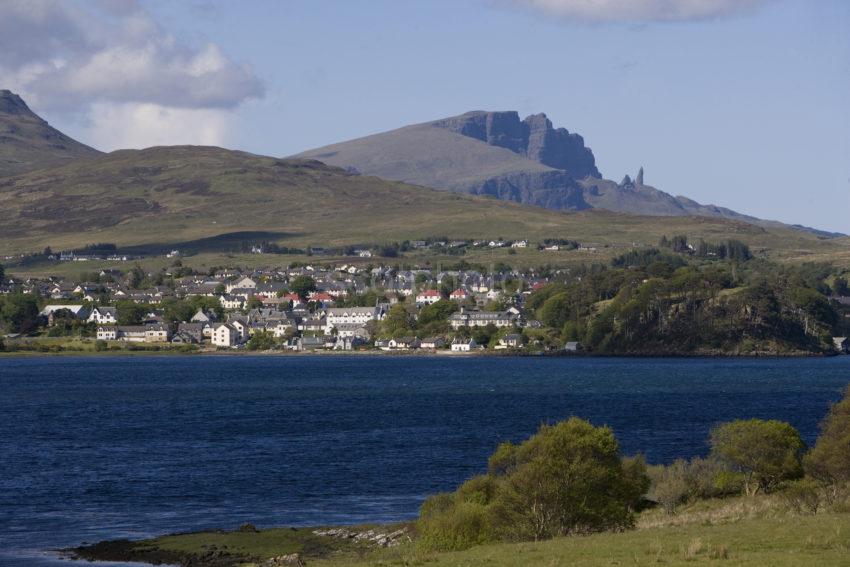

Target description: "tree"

left=289, top=275, right=316, bottom=299
left=710, top=419, right=804, bottom=495
left=162, top=299, right=195, bottom=323
left=0, top=293, right=40, bottom=333
left=128, top=265, right=145, bottom=289
left=245, top=297, right=263, bottom=310
left=804, top=385, right=850, bottom=487
left=418, top=299, right=458, bottom=326
left=0, top=263, right=5, bottom=282
left=382, top=304, right=413, bottom=337
left=417, top=418, right=648, bottom=551
left=489, top=418, right=647, bottom=540
left=246, top=331, right=278, bottom=351
left=116, top=300, right=148, bottom=325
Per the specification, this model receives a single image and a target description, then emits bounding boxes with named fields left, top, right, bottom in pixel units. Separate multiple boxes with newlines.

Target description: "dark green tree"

left=289, top=275, right=317, bottom=299
left=710, top=419, right=805, bottom=495
left=804, top=386, right=850, bottom=487
left=116, top=300, right=148, bottom=325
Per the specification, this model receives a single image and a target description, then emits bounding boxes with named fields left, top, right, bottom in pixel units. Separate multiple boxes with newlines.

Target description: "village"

left=2, top=259, right=584, bottom=354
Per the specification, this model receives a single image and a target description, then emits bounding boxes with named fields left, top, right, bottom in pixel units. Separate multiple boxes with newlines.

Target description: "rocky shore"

left=65, top=523, right=412, bottom=567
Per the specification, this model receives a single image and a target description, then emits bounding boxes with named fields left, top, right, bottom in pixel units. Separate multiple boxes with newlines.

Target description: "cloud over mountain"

left=511, top=0, right=776, bottom=22
left=0, top=0, right=264, bottom=149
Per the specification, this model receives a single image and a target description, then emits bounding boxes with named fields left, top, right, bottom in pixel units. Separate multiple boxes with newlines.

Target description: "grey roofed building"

left=448, top=309, right=518, bottom=329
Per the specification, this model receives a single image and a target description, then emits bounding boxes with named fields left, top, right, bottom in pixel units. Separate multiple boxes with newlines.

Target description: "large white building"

left=448, top=309, right=518, bottom=329
left=325, top=305, right=387, bottom=332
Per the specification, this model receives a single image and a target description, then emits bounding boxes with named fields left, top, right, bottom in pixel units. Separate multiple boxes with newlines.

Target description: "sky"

left=1, top=0, right=848, bottom=232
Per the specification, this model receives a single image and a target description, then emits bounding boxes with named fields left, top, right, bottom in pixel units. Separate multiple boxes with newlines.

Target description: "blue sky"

left=2, top=0, right=848, bottom=232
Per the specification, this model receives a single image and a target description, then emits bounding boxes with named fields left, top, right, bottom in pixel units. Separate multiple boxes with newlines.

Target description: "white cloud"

left=0, top=0, right=263, bottom=150
left=511, top=0, right=775, bottom=22
left=87, top=102, right=231, bottom=150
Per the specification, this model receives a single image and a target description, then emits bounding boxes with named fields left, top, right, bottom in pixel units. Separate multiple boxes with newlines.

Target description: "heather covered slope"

left=0, top=145, right=845, bottom=265
left=0, top=90, right=101, bottom=176
left=0, top=145, right=582, bottom=252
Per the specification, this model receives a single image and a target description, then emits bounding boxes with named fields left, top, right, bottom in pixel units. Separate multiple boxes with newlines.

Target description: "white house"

left=96, top=326, right=118, bottom=340
left=87, top=307, right=117, bottom=325
left=211, top=323, right=239, bottom=347
left=228, top=318, right=249, bottom=341
left=495, top=334, right=522, bottom=350
left=511, top=240, right=528, bottom=248
left=226, top=277, right=257, bottom=293
left=451, top=338, right=477, bottom=352
left=388, top=336, right=420, bottom=350
left=420, top=337, right=446, bottom=349
left=325, top=306, right=387, bottom=330
left=220, top=295, right=245, bottom=310
left=448, top=309, right=518, bottom=329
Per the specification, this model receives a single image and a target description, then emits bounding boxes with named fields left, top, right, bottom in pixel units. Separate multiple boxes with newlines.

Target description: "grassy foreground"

left=70, top=495, right=850, bottom=566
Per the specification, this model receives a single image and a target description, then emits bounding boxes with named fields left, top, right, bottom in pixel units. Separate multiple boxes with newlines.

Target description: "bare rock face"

left=432, top=110, right=601, bottom=180
left=522, top=113, right=599, bottom=178
left=0, top=90, right=35, bottom=117
left=467, top=170, right=590, bottom=211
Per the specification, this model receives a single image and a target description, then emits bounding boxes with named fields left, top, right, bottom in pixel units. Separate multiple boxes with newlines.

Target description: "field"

left=70, top=493, right=850, bottom=567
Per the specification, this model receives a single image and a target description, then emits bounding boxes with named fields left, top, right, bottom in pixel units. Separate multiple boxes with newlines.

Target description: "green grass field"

left=72, top=494, right=850, bottom=567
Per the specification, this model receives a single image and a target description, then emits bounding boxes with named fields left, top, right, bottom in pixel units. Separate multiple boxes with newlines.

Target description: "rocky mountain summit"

left=0, top=89, right=101, bottom=176
left=432, top=110, right=600, bottom=179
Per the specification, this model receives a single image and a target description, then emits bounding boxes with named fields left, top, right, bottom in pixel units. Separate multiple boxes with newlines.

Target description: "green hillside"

left=1, top=145, right=847, bottom=265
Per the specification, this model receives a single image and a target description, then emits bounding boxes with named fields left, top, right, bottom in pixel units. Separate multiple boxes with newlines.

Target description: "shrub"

left=780, top=478, right=823, bottom=515
left=649, top=460, right=689, bottom=514
left=710, top=419, right=805, bottom=495
left=804, top=386, right=850, bottom=488
left=94, top=340, right=108, bottom=352
left=417, top=492, right=494, bottom=552
left=418, top=418, right=649, bottom=552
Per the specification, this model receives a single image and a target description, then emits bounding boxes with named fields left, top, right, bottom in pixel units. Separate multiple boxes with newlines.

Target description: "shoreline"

left=62, top=521, right=415, bottom=567
left=0, top=346, right=835, bottom=359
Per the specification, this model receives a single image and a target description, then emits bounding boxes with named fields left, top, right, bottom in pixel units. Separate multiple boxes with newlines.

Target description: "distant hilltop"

left=295, top=109, right=842, bottom=237
left=0, top=89, right=101, bottom=176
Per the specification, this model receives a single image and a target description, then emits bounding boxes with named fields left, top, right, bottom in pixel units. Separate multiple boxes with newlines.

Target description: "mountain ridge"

left=295, top=110, right=843, bottom=237
left=0, top=89, right=101, bottom=177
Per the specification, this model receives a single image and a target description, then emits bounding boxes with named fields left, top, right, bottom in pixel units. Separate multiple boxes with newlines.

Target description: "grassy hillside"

left=0, top=90, right=101, bottom=177
left=293, top=120, right=555, bottom=191
left=1, top=145, right=847, bottom=266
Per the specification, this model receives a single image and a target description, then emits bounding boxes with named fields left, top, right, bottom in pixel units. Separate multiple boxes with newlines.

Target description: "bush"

left=417, top=497, right=494, bottom=552
left=710, top=419, right=805, bottom=496
left=94, top=340, right=108, bottom=352
left=804, top=386, right=850, bottom=488
left=780, top=478, right=823, bottom=515
left=417, top=418, right=649, bottom=551
left=649, top=460, right=689, bottom=514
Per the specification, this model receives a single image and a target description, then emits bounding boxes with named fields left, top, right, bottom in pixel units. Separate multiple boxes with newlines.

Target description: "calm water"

left=1, top=355, right=848, bottom=565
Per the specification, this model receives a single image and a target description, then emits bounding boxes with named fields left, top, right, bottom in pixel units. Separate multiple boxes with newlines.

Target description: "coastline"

left=0, top=345, right=834, bottom=359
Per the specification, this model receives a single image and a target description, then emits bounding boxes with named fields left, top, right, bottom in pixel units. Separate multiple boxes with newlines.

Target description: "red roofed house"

left=449, top=289, right=469, bottom=301
left=415, top=289, right=442, bottom=305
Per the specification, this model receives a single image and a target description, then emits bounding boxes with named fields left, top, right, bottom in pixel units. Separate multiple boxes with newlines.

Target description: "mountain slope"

left=295, top=111, right=838, bottom=236
left=0, top=145, right=581, bottom=252
left=0, top=90, right=101, bottom=176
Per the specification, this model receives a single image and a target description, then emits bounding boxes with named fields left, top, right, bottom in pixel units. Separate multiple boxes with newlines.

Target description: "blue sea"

left=0, top=355, right=848, bottom=565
